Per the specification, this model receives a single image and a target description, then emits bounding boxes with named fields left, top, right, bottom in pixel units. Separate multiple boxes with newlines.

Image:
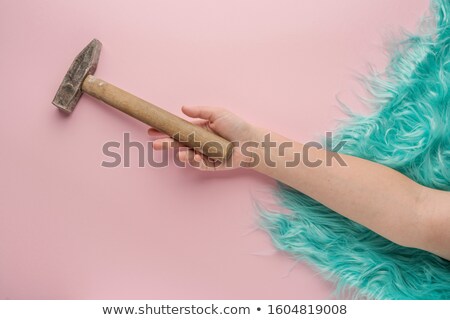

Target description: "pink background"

left=0, top=0, right=428, bottom=299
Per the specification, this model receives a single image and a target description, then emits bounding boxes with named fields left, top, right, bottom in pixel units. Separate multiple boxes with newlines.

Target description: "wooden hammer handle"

left=82, top=75, right=233, bottom=160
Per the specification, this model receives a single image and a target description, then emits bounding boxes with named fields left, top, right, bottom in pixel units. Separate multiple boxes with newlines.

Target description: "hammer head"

left=52, top=39, right=102, bottom=113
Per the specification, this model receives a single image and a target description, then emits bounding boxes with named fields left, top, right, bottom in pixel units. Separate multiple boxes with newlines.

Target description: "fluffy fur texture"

left=259, top=0, right=450, bottom=299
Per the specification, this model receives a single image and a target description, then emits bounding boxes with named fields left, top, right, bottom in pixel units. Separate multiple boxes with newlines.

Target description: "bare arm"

left=149, top=106, right=450, bottom=260
left=252, top=129, right=450, bottom=260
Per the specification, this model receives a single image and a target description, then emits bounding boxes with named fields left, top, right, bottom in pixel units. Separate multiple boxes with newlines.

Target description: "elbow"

left=419, top=220, right=450, bottom=261
left=413, top=188, right=450, bottom=260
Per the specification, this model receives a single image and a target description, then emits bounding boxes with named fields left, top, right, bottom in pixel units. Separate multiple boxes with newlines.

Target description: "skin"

left=149, top=105, right=450, bottom=260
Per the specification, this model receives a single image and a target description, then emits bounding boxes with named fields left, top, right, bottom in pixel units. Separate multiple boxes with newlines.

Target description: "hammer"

left=53, top=39, right=233, bottom=160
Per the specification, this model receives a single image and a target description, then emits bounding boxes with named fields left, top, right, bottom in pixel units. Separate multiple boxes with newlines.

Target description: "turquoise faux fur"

left=259, top=0, right=450, bottom=299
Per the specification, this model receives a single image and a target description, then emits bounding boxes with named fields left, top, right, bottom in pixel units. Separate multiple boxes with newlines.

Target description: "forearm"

left=251, top=128, right=427, bottom=249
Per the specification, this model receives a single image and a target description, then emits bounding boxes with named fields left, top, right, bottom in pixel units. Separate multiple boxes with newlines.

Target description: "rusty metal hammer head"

left=52, top=39, right=102, bottom=113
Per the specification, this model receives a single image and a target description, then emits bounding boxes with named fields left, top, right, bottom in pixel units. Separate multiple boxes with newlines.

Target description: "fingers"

left=177, top=149, right=223, bottom=171
left=152, top=138, right=183, bottom=150
left=147, top=128, right=168, bottom=139
left=151, top=138, right=224, bottom=171
left=181, top=105, right=227, bottom=122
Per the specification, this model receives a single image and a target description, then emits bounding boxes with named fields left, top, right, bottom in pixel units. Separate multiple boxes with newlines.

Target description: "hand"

left=148, top=106, right=260, bottom=170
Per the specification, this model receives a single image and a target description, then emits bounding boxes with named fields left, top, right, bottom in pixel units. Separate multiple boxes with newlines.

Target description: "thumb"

left=181, top=105, right=227, bottom=122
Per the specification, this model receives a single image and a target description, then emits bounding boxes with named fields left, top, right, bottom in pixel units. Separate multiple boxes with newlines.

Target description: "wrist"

left=235, top=125, right=273, bottom=172
left=237, top=123, right=265, bottom=142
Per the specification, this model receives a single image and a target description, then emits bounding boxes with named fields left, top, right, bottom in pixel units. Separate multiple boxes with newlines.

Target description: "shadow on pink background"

left=0, top=0, right=428, bottom=299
